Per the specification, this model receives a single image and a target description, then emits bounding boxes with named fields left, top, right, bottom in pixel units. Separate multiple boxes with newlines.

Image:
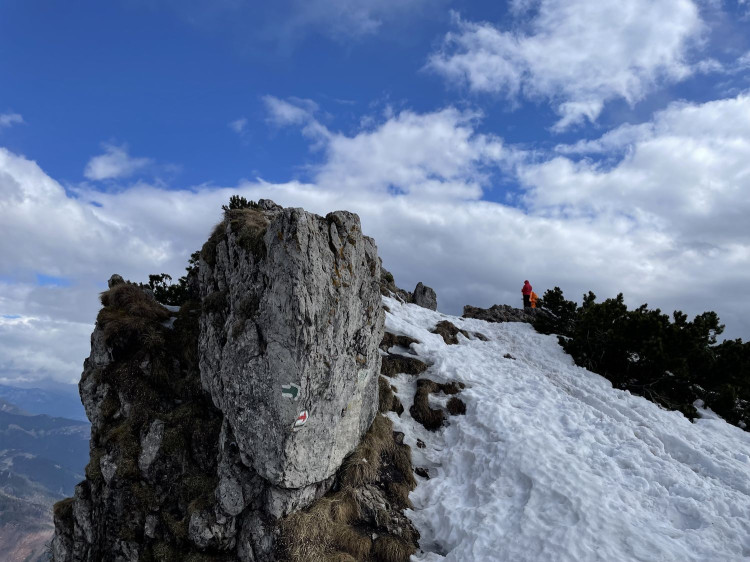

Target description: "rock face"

left=462, top=303, right=541, bottom=324
left=412, top=282, right=437, bottom=311
left=52, top=201, right=385, bottom=562
left=380, top=269, right=438, bottom=311
left=200, top=200, right=383, bottom=494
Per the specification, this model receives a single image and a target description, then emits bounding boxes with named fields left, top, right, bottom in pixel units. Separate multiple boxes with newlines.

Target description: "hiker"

left=530, top=290, right=538, bottom=309
left=522, top=280, right=532, bottom=309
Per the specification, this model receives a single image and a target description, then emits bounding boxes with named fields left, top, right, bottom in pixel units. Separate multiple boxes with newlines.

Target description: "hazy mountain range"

left=0, top=391, right=89, bottom=561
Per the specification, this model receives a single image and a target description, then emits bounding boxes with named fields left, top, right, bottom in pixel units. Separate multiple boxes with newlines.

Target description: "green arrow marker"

left=281, top=383, right=301, bottom=401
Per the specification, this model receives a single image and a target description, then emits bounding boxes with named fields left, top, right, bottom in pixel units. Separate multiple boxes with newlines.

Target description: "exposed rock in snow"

left=413, top=282, right=438, bottom=310
left=463, top=303, right=541, bottom=324
left=384, top=297, right=750, bottom=562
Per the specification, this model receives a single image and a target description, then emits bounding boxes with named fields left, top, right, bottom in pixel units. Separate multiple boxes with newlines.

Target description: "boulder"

left=199, top=200, right=384, bottom=497
left=462, top=303, right=541, bottom=324
left=413, top=282, right=437, bottom=310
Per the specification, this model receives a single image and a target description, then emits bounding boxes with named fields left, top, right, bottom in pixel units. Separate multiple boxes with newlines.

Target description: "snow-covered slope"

left=382, top=297, right=750, bottom=562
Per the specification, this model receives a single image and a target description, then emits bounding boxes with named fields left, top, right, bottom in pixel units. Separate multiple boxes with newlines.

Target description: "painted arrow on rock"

left=281, top=383, right=301, bottom=401
left=293, top=410, right=309, bottom=431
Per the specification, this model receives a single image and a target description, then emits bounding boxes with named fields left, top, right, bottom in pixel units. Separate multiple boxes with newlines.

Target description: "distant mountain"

left=0, top=403, right=89, bottom=561
left=0, top=397, right=30, bottom=416
left=0, top=410, right=89, bottom=496
left=0, top=384, right=87, bottom=421
left=0, top=489, right=53, bottom=562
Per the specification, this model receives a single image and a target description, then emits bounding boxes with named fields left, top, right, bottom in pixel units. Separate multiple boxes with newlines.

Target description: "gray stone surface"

left=199, top=202, right=384, bottom=492
left=413, top=282, right=438, bottom=310
left=99, top=453, right=117, bottom=485
left=463, top=303, right=542, bottom=324
left=137, top=419, right=164, bottom=474
left=52, top=200, right=386, bottom=562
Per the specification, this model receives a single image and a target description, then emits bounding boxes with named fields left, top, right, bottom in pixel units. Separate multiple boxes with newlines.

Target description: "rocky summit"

left=52, top=201, right=387, bottom=561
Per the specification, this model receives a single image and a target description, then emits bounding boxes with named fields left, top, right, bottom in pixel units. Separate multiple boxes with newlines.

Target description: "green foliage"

left=534, top=286, right=578, bottom=336
left=544, top=287, right=750, bottom=428
left=147, top=251, right=200, bottom=306
left=221, top=194, right=259, bottom=212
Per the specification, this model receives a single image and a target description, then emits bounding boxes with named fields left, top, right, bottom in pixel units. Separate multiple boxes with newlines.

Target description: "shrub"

left=534, top=286, right=578, bottom=336
left=221, top=195, right=259, bottom=212
left=550, top=287, right=748, bottom=424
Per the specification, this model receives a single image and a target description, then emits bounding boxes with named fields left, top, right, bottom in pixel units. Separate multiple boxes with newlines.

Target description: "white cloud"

left=152, top=0, right=445, bottom=46
left=2, top=93, right=750, bottom=385
left=83, top=144, right=152, bottom=181
left=284, top=0, right=439, bottom=39
left=428, top=2, right=704, bottom=129
left=263, top=96, right=319, bottom=126
left=229, top=117, right=248, bottom=134
left=0, top=113, right=23, bottom=129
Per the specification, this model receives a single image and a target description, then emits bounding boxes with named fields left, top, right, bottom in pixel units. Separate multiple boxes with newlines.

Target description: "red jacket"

left=522, top=281, right=532, bottom=295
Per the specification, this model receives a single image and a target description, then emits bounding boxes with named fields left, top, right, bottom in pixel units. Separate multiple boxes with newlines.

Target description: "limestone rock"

left=463, top=303, right=541, bottom=324
left=52, top=200, right=387, bottom=562
left=137, top=419, right=164, bottom=474
left=413, top=282, right=437, bottom=310
left=107, top=274, right=124, bottom=289
left=199, top=202, right=384, bottom=494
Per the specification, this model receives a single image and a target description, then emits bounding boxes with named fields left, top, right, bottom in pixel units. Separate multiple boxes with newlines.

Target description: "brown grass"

left=200, top=221, right=226, bottom=267
left=97, top=283, right=170, bottom=352
left=227, top=208, right=269, bottom=259
left=431, top=320, right=470, bottom=345
left=52, top=497, right=74, bottom=525
left=379, top=332, right=420, bottom=352
left=447, top=396, right=467, bottom=415
left=410, top=379, right=445, bottom=431
left=279, top=414, right=419, bottom=562
left=380, top=354, right=428, bottom=378
left=340, top=415, right=395, bottom=488
left=371, top=535, right=415, bottom=562
left=378, top=376, right=404, bottom=415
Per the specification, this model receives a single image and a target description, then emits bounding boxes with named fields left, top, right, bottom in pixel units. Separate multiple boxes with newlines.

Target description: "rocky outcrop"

left=462, top=303, right=542, bottom=324
left=380, top=270, right=438, bottom=311
left=199, top=201, right=382, bottom=497
left=412, top=282, right=437, bottom=311
left=52, top=200, right=387, bottom=562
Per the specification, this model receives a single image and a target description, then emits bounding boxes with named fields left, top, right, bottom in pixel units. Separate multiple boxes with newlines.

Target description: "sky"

left=1, top=0, right=750, bottom=389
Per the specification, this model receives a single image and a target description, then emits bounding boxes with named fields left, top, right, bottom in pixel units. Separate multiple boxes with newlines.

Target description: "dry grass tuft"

left=201, top=221, right=226, bottom=267
left=380, top=354, right=428, bottom=378
left=98, top=283, right=170, bottom=352
left=431, top=320, right=470, bottom=345
left=279, top=414, right=419, bottom=561
left=447, top=396, right=467, bottom=415
left=371, top=535, right=415, bottom=562
left=379, top=332, right=420, bottom=352
left=340, top=415, right=395, bottom=488
left=410, top=379, right=445, bottom=431
left=378, top=376, right=404, bottom=415
left=279, top=494, right=370, bottom=562
left=227, top=208, right=269, bottom=259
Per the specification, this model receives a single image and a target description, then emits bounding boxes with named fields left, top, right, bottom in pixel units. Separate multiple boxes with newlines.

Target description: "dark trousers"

left=523, top=295, right=531, bottom=308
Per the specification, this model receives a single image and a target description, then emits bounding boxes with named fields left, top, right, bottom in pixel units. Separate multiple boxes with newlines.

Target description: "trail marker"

left=281, top=383, right=301, bottom=401
left=293, top=410, right=309, bottom=431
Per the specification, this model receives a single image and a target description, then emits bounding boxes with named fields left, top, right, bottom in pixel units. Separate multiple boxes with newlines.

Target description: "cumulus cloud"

left=0, top=113, right=23, bottom=129
left=84, top=144, right=153, bottom=181
left=2, top=93, right=750, bottom=384
left=517, top=94, right=750, bottom=329
left=428, top=1, right=704, bottom=129
left=229, top=117, right=248, bottom=134
left=150, top=0, right=445, bottom=46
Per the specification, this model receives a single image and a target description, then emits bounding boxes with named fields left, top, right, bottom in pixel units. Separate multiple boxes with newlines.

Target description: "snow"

left=381, top=297, right=750, bottom=562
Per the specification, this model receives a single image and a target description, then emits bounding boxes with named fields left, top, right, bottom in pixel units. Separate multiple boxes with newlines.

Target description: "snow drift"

left=383, top=297, right=750, bottom=561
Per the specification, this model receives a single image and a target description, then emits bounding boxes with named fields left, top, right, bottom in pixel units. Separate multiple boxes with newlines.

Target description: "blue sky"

left=1, top=0, right=750, bottom=387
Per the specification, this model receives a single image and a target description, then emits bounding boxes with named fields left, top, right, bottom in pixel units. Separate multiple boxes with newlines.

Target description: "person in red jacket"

left=522, top=280, right=533, bottom=309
